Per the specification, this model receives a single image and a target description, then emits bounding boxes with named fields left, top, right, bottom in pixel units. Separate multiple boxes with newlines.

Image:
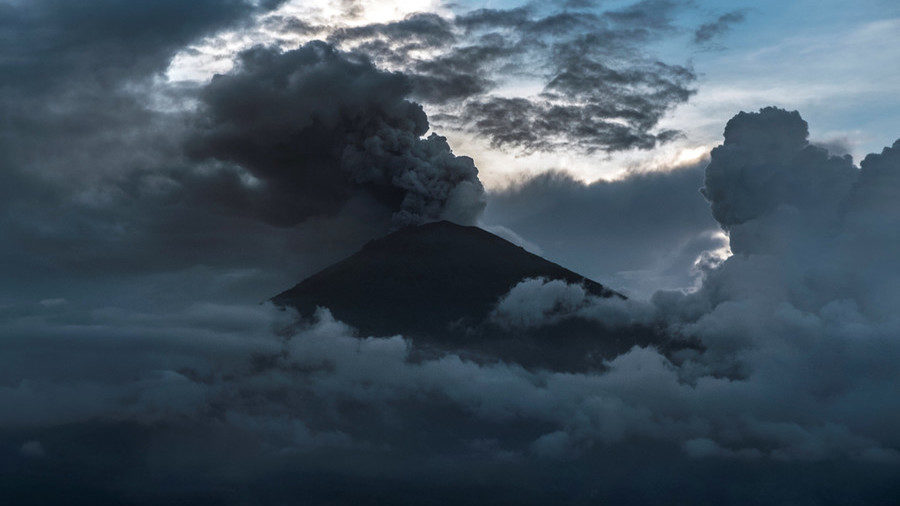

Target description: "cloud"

left=19, top=440, right=45, bottom=459
left=694, top=10, right=746, bottom=44
left=460, top=94, right=688, bottom=154
left=482, top=165, right=722, bottom=297
left=641, top=108, right=900, bottom=462
left=0, top=2, right=487, bottom=300
left=4, top=301, right=898, bottom=489
left=490, top=277, right=653, bottom=330
left=479, top=107, right=900, bottom=477
left=315, top=3, right=697, bottom=154
left=1, top=0, right=899, bottom=501
left=187, top=41, right=486, bottom=228
left=0, top=0, right=262, bottom=92
left=700, top=107, right=856, bottom=234
left=4, top=224, right=900, bottom=502
left=0, top=0, right=358, bottom=291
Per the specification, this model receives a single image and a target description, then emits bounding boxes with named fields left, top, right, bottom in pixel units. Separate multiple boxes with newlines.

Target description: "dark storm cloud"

left=3, top=64, right=900, bottom=502
left=462, top=97, right=677, bottom=153
left=483, top=164, right=721, bottom=296
left=693, top=10, right=746, bottom=44
left=318, top=2, right=698, bottom=154
left=188, top=41, right=485, bottom=228
left=700, top=107, right=857, bottom=253
left=455, top=6, right=533, bottom=30
left=648, top=109, right=900, bottom=454
left=603, top=0, right=679, bottom=31
left=0, top=0, right=261, bottom=91
left=461, top=88, right=689, bottom=154
left=0, top=0, right=485, bottom=295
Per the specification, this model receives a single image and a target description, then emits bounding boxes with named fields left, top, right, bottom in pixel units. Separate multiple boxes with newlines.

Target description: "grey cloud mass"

left=483, top=164, right=722, bottom=297
left=317, top=2, right=698, bottom=153
left=484, top=107, right=900, bottom=467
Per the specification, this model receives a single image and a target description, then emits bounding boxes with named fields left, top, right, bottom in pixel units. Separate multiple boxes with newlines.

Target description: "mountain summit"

left=273, top=221, right=666, bottom=370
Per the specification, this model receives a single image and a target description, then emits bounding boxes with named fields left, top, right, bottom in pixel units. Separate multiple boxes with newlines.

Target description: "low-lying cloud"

left=0, top=0, right=898, bottom=502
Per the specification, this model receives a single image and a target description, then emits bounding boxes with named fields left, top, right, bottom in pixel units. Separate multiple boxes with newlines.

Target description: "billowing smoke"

left=188, top=41, right=486, bottom=228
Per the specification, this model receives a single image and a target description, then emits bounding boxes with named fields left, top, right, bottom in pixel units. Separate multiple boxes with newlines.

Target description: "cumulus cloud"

left=700, top=107, right=856, bottom=237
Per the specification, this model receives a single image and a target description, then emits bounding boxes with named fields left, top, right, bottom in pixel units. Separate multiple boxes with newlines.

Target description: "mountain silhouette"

left=273, top=221, right=677, bottom=370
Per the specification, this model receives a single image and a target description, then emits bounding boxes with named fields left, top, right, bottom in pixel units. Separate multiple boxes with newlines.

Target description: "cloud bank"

left=694, top=10, right=746, bottom=44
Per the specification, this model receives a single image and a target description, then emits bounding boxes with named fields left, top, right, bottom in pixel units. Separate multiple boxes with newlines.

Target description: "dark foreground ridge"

left=273, top=221, right=672, bottom=370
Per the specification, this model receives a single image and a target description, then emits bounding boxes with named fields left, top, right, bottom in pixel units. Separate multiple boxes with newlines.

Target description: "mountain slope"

left=273, top=221, right=619, bottom=335
left=273, top=221, right=674, bottom=370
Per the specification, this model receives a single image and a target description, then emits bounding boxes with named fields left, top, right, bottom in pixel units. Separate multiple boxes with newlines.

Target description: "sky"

left=1, top=0, right=899, bottom=504
left=166, top=0, right=900, bottom=184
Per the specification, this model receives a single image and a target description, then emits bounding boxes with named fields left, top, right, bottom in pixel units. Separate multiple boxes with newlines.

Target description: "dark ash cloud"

left=188, top=41, right=485, bottom=228
left=694, top=10, right=746, bottom=44
left=0, top=2, right=486, bottom=293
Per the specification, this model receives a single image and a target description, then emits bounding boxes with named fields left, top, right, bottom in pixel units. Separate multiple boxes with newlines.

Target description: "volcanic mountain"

left=273, top=221, right=671, bottom=370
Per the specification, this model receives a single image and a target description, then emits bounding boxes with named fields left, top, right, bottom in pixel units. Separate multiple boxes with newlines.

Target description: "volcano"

left=273, top=221, right=671, bottom=370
